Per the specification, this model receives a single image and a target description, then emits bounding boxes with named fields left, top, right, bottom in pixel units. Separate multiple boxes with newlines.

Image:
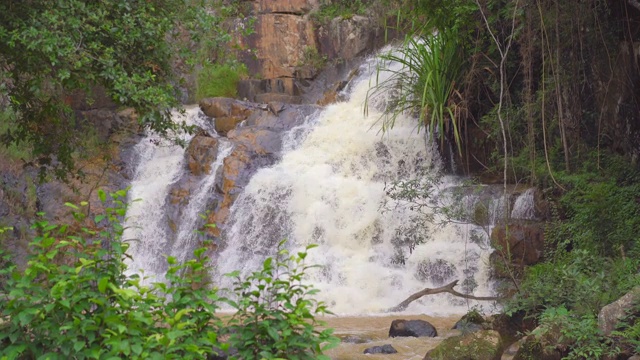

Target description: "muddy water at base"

left=324, top=315, right=460, bottom=360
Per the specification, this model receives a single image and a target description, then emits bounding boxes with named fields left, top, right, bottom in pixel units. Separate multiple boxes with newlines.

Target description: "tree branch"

left=629, top=0, right=640, bottom=12
left=388, top=280, right=503, bottom=312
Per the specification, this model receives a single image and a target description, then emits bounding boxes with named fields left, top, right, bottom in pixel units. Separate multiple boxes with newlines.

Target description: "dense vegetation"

left=3, top=0, right=640, bottom=358
left=367, top=0, right=640, bottom=357
left=0, top=191, right=338, bottom=359
left=0, top=0, right=244, bottom=179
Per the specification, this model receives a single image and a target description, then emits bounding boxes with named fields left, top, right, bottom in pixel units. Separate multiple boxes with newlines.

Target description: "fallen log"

left=388, top=280, right=503, bottom=312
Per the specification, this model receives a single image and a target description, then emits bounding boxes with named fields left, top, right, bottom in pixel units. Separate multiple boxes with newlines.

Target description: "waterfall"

left=511, top=188, right=537, bottom=220
left=215, top=54, right=496, bottom=315
left=123, top=106, right=230, bottom=282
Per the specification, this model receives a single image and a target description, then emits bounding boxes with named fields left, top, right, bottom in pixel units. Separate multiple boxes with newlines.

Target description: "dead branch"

left=628, top=0, right=640, bottom=12
left=388, top=280, right=504, bottom=312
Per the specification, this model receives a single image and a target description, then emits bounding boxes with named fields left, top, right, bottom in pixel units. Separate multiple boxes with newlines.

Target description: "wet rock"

left=424, top=330, right=501, bottom=360
left=598, top=286, right=640, bottom=336
left=255, top=93, right=303, bottom=105
left=316, top=15, right=385, bottom=61
left=364, top=344, right=397, bottom=354
left=186, top=135, right=219, bottom=176
left=228, top=128, right=281, bottom=156
left=215, top=116, right=245, bottom=136
left=203, top=103, right=317, bottom=238
left=267, top=101, right=286, bottom=115
left=453, top=311, right=486, bottom=334
left=199, top=97, right=263, bottom=136
left=199, top=97, right=258, bottom=119
left=338, top=334, right=372, bottom=344
left=491, top=221, right=545, bottom=267
left=389, top=319, right=437, bottom=338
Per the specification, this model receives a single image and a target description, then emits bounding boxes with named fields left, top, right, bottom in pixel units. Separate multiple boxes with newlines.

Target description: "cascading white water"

left=216, top=54, right=496, bottom=315
left=511, top=188, right=537, bottom=220
left=123, top=106, right=230, bottom=282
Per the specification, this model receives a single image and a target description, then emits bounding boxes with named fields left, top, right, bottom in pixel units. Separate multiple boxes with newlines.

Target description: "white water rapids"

left=120, top=49, right=541, bottom=315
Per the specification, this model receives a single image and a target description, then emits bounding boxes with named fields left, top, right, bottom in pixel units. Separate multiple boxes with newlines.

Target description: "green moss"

left=426, top=331, right=501, bottom=360
left=195, top=62, right=246, bottom=101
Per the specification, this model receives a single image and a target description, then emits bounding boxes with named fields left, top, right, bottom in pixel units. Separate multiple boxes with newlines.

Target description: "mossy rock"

left=424, top=330, right=502, bottom=360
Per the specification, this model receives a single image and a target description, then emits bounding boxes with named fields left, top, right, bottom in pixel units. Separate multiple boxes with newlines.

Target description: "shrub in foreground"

left=0, top=190, right=336, bottom=359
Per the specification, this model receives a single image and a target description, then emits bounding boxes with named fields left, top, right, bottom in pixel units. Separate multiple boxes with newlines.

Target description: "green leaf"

left=98, top=189, right=107, bottom=203
left=98, top=277, right=109, bottom=293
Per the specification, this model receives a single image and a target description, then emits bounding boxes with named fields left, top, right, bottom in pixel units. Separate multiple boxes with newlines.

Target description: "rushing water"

left=118, top=45, right=546, bottom=358
left=120, top=51, right=535, bottom=315
left=123, top=107, right=231, bottom=282
left=214, top=54, right=497, bottom=316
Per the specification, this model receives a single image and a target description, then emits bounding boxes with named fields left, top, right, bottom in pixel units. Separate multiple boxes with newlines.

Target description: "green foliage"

left=195, top=62, right=246, bottom=101
left=366, top=22, right=467, bottom=152
left=533, top=306, right=619, bottom=360
left=0, top=110, right=31, bottom=162
left=313, top=0, right=369, bottom=22
left=225, top=240, right=339, bottom=360
left=508, top=250, right=640, bottom=318
left=0, top=0, right=230, bottom=178
left=0, top=192, right=335, bottom=359
left=611, top=299, right=640, bottom=355
left=546, top=156, right=640, bottom=258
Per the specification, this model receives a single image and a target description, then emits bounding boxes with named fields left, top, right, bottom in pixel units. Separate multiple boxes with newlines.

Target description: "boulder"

left=199, top=97, right=259, bottom=120
left=228, top=128, right=282, bottom=155
left=364, top=344, right=398, bottom=354
left=512, top=325, right=567, bottom=360
left=486, top=311, right=536, bottom=347
left=185, top=135, right=219, bottom=176
left=453, top=310, right=486, bottom=334
left=389, top=319, right=437, bottom=338
left=491, top=221, right=545, bottom=267
left=424, top=330, right=501, bottom=360
left=215, top=116, right=245, bottom=135
left=598, top=286, right=640, bottom=336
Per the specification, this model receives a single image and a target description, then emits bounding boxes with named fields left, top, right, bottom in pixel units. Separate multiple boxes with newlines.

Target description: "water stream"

left=215, top=54, right=495, bottom=315
left=120, top=47, right=542, bottom=358
left=123, top=107, right=231, bottom=281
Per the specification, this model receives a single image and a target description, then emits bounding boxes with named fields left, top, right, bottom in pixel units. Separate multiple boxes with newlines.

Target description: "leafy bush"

left=507, top=250, right=640, bottom=317
left=195, top=62, right=246, bottom=101
left=0, top=191, right=335, bottom=359
left=225, top=240, right=339, bottom=360
left=533, top=306, right=619, bottom=360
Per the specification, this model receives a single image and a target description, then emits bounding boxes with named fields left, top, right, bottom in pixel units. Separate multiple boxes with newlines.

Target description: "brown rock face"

left=199, top=97, right=265, bottom=136
left=316, top=16, right=385, bottom=61
left=244, top=14, right=317, bottom=79
left=491, top=222, right=545, bottom=267
left=254, top=0, right=319, bottom=14
left=185, top=135, right=219, bottom=176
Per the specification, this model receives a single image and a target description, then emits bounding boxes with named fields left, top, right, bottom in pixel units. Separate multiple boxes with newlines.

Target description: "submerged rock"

left=364, top=344, right=397, bottom=354
left=389, top=319, right=437, bottom=338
